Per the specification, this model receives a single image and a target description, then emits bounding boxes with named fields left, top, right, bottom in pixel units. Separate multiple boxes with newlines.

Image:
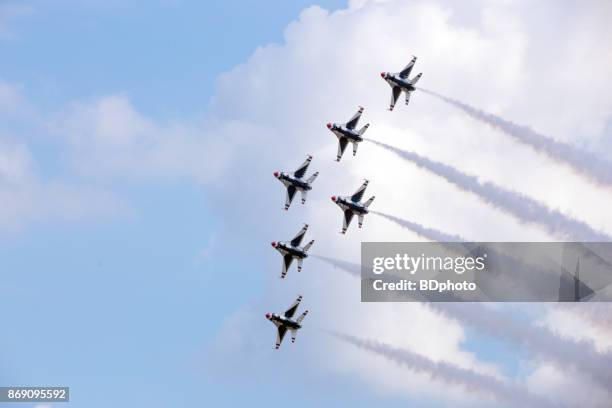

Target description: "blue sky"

left=2, top=1, right=612, bottom=407
left=0, top=2, right=383, bottom=407
left=2, top=0, right=347, bottom=115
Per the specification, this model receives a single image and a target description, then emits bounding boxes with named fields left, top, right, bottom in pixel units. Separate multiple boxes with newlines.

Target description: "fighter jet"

left=271, top=223, right=314, bottom=278
left=380, top=56, right=422, bottom=111
left=326, top=106, right=370, bottom=162
left=331, top=180, right=375, bottom=234
left=274, top=155, right=319, bottom=211
left=266, top=295, right=308, bottom=349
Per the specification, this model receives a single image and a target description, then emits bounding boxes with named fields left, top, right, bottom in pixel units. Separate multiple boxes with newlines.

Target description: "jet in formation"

left=331, top=180, right=375, bottom=234
left=274, top=155, right=319, bottom=210
left=326, top=106, right=370, bottom=162
left=266, top=295, right=308, bottom=349
left=381, top=56, right=422, bottom=111
left=271, top=224, right=314, bottom=278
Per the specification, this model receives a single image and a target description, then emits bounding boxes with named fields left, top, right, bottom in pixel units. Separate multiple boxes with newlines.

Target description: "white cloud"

left=541, top=304, right=612, bottom=354
left=526, top=363, right=612, bottom=408
left=197, top=0, right=612, bottom=404
left=49, top=95, right=235, bottom=184
left=0, top=138, right=126, bottom=232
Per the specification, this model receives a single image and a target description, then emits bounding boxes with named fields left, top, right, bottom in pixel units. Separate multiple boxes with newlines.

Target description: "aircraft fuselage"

left=268, top=314, right=302, bottom=330
left=387, top=75, right=415, bottom=91
left=330, top=126, right=363, bottom=142
left=335, top=198, right=368, bottom=214
left=278, top=173, right=311, bottom=190
left=274, top=243, right=308, bottom=259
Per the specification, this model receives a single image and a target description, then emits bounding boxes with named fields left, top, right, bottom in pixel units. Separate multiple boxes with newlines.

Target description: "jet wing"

left=343, top=210, right=354, bottom=231
left=290, top=224, right=308, bottom=247
left=337, top=137, right=348, bottom=161
left=399, top=56, right=417, bottom=79
left=285, top=185, right=297, bottom=210
left=282, top=254, right=294, bottom=278
left=351, top=180, right=369, bottom=202
left=390, top=86, right=401, bottom=111
left=293, top=155, right=313, bottom=179
left=276, top=326, right=287, bottom=349
left=345, top=106, right=363, bottom=130
left=284, top=295, right=303, bottom=318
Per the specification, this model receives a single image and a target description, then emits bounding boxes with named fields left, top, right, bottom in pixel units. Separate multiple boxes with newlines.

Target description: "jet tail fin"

left=358, top=123, right=370, bottom=136
left=290, top=329, right=298, bottom=343
left=306, top=171, right=319, bottom=185
left=303, top=239, right=315, bottom=253
left=364, top=195, right=375, bottom=208
left=296, top=310, right=309, bottom=324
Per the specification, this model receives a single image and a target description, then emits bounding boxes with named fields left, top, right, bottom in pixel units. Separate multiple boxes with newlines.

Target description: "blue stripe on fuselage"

left=338, top=128, right=363, bottom=141
left=278, top=244, right=307, bottom=258
left=272, top=316, right=301, bottom=329
left=281, top=174, right=311, bottom=190
left=339, top=199, right=368, bottom=214
left=390, top=76, right=415, bottom=91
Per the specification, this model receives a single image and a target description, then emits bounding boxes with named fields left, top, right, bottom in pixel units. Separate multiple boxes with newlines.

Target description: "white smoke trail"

left=418, top=87, right=612, bottom=188
left=327, top=331, right=560, bottom=408
left=316, top=255, right=612, bottom=390
left=366, top=139, right=611, bottom=241
left=371, top=210, right=467, bottom=242
left=311, top=254, right=360, bottom=277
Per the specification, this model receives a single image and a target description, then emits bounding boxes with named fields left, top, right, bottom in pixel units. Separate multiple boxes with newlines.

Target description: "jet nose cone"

left=265, top=313, right=271, bottom=319
left=331, top=196, right=337, bottom=202
left=380, top=72, right=386, bottom=78
left=326, top=123, right=332, bottom=129
left=271, top=241, right=277, bottom=247
left=273, top=171, right=279, bottom=178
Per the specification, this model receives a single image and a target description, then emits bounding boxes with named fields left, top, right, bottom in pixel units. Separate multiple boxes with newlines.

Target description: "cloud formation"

left=0, top=138, right=123, bottom=231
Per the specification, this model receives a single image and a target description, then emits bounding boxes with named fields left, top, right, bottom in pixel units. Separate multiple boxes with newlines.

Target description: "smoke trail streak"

left=418, top=87, right=612, bottom=188
left=327, top=331, right=559, bottom=408
left=366, top=139, right=611, bottom=241
left=311, top=254, right=360, bottom=277
left=370, top=210, right=467, bottom=242
left=317, top=255, right=612, bottom=389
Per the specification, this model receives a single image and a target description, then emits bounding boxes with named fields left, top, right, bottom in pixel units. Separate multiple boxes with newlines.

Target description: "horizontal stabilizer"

left=306, top=171, right=319, bottom=184
left=303, top=239, right=315, bottom=252
left=358, top=123, right=370, bottom=136
left=296, top=310, right=309, bottom=324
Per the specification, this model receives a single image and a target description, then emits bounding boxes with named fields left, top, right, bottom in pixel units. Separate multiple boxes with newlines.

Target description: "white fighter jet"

left=266, top=295, right=309, bottom=349
left=271, top=224, right=314, bottom=278
left=331, top=180, right=375, bottom=234
left=274, top=155, right=319, bottom=211
left=326, top=106, right=370, bottom=161
left=380, top=56, right=422, bottom=111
